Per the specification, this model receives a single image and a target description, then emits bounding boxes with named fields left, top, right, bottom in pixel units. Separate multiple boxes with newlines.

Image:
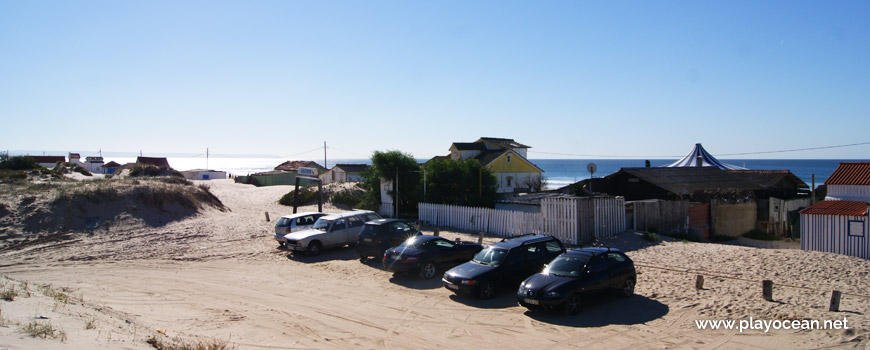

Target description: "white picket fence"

left=420, top=196, right=626, bottom=245
left=418, top=203, right=543, bottom=238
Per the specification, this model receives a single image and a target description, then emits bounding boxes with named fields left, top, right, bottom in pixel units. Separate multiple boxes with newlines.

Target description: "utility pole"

left=206, top=148, right=209, bottom=170
left=324, top=141, right=327, bottom=169
left=395, top=167, right=399, bottom=218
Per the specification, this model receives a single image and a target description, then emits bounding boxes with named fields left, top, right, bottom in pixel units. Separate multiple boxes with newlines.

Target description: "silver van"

left=282, top=210, right=381, bottom=256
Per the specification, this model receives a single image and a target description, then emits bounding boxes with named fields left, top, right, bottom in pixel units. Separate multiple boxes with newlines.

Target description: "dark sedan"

left=517, top=247, right=636, bottom=315
left=382, top=235, right=483, bottom=279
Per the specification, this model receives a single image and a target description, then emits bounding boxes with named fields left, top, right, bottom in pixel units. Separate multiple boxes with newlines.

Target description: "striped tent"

left=665, top=143, right=746, bottom=170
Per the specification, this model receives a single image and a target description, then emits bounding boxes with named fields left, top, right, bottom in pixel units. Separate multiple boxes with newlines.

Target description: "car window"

left=472, top=247, right=508, bottom=266
left=503, top=249, right=524, bottom=265
left=276, top=217, right=292, bottom=227
left=544, top=240, right=562, bottom=253
left=606, top=252, right=627, bottom=265
left=312, top=218, right=332, bottom=230
left=390, top=222, right=411, bottom=234
left=348, top=216, right=364, bottom=228
left=365, top=214, right=381, bottom=222
left=359, top=224, right=379, bottom=237
left=332, top=219, right=346, bottom=231
left=525, top=242, right=547, bottom=261
left=433, top=239, right=454, bottom=248
left=586, top=255, right=608, bottom=274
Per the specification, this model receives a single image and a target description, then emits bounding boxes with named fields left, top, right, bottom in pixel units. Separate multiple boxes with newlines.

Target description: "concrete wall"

left=711, top=200, right=757, bottom=237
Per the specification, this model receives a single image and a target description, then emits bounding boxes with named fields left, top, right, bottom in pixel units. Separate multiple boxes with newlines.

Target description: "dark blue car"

left=442, top=234, right=565, bottom=299
left=382, top=235, right=483, bottom=279
left=517, top=247, right=636, bottom=315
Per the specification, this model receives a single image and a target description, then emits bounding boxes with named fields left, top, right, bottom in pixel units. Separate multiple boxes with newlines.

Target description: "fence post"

left=829, top=290, right=842, bottom=312
left=265, top=212, right=270, bottom=222
left=434, top=228, right=439, bottom=237
left=478, top=232, right=484, bottom=244
left=695, top=275, right=704, bottom=290
left=762, top=280, right=773, bottom=301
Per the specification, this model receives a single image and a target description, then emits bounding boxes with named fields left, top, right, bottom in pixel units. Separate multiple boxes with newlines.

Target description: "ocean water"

left=106, top=157, right=867, bottom=190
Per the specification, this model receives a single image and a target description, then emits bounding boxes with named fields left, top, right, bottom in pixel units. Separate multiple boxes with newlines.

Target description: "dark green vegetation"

left=359, top=150, right=421, bottom=214
left=742, top=229, right=781, bottom=241
left=423, top=158, right=498, bottom=208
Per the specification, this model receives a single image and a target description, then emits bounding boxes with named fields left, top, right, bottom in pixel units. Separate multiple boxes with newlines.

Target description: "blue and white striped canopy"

left=665, top=143, right=747, bottom=170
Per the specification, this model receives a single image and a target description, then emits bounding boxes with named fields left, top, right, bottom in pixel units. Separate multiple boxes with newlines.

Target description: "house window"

left=506, top=176, right=513, bottom=187
left=507, top=154, right=512, bottom=163
left=849, top=220, right=865, bottom=237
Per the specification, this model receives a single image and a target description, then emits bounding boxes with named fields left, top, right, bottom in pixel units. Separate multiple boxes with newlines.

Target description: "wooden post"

left=478, top=232, right=484, bottom=244
left=317, top=180, right=323, bottom=213
left=695, top=275, right=704, bottom=290
left=762, top=280, right=773, bottom=301
left=829, top=290, right=842, bottom=312
left=433, top=228, right=439, bottom=236
left=292, top=177, right=301, bottom=214
left=265, top=212, right=270, bottom=222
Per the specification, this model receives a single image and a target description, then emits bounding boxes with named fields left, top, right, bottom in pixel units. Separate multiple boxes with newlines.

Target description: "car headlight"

left=546, top=291, right=560, bottom=298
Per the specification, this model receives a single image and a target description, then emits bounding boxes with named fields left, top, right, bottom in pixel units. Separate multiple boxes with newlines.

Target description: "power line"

left=277, top=146, right=325, bottom=159
left=716, top=141, right=870, bottom=156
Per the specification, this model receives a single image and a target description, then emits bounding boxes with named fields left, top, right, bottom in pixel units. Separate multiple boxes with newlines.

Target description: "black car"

left=517, top=248, right=636, bottom=315
left=382, top=235, right=483, bottom=279
left=357, top=219, right=420, bottom=262
left=442, top=234, right=565, bottom=299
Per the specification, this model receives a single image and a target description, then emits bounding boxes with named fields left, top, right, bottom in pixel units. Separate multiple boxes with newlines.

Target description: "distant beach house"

left=824, top=162, right=870, bottom=202
left=235, top=160, right=326, bottom=187
left=800, top=162, right=870, bottom=259
left=136, top=156, right=171, bottom=168
left=180, top=169, right=227, bottom=180
left=101, top=161, right=121, bottom=175
left=320, top=164, right=369, bottom=185
left=28, top=155, right=66, bottom=168
left=435, top=137, right=543, bottom=193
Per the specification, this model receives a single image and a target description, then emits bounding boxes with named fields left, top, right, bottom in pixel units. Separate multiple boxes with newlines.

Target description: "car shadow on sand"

left=284, top=246, right=358, bottom=263
left=388, top=273, right=443, bottom=290
left=524, top=294, right=669, bottom=327
left=448, top=291, right=520, bottom=309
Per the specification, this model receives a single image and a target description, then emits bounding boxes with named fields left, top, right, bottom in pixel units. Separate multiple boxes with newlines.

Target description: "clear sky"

left=2, top=1, right=868, bottom=160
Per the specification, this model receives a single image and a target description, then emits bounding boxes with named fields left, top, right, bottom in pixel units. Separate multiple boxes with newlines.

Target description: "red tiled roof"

left=825, top=162, right=870, bottom=186
left=800, top=200, right=868, bottom=216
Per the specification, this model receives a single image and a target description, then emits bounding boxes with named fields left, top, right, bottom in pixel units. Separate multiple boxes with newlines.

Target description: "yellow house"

left=445, top=137, right=544, bottom=193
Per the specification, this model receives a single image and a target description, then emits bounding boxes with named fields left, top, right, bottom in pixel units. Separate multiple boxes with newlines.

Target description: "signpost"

left=587, top=162, right=597, bottom=193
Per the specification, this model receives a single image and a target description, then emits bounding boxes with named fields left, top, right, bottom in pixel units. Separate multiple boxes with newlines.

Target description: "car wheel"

left=418, top=261, right=437, bottom=279
left=563, top=294, right=581, bottom=315
left=620, top=278, right=635, bottom=297
left=359, top=255, right=368, bottom=263
left=307, top=241, right=322, bottom=256
left=477, top=282, right=496, bottom=299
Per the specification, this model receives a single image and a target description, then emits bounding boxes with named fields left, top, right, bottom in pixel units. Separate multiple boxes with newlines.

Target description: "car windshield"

left=312, top=218, right=333, bottom=230
left=544, top=255, right=591, bottom=277
left=276, top=217, right=292, bottom=227
left=472, top=247, right=508, bottom=266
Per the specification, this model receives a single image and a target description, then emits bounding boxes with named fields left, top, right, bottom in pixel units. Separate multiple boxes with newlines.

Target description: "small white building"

left=84, top=156, right=105, bottom=173
left=180, top=169, right=227, bottom=180
left=825, top=162, right=870, bottom=202
left=800, top=200, right=869, bottom=259
left=320, top=164, right=369, bottom=185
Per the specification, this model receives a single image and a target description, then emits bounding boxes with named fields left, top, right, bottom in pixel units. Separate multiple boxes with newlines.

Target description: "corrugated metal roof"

left=825, top=162, right=870, bottom=186
left=727, top=170, right=809, bottom=189
left=478, top=137, right=531, bottom=149
left=451, top=142, right=487, bottom=151
left=800, top=200, right=868, bottom=216
left=137, top=156, right=170, bottom=168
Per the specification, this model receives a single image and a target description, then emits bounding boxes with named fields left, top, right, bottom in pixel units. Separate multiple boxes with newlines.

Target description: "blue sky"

left=2, top=1, right=868, bottom=160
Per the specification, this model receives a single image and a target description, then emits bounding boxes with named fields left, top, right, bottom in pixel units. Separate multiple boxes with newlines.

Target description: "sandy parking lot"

left=1, top=179, right=868, bottom=349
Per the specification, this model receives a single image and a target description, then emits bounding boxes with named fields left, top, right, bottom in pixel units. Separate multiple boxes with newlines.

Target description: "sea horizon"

left=86, top=156, right=867, bottom=190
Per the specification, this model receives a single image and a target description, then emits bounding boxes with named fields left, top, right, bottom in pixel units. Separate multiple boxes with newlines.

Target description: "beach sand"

left=0, top=179, right=868, bottom=349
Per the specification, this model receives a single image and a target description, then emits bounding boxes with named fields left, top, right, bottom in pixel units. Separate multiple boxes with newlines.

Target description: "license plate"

left=446, top=284, right=459, bottom=290
left=364, top=238, right=373, bottom=243
left=524, top=298, right=540, bottom=305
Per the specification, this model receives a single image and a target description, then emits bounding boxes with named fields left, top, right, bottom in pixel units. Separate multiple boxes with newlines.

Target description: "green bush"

left=279, top=188, right=319, bottom=206
left=0, top=156, right=39, bottom=170
left=742, top=229, right=781, bottom=241
left=331, top=189, right=362, bottom=208
left=642, top=231, right=661, bottom=242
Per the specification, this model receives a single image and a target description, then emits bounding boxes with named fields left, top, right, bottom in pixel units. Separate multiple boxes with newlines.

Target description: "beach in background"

left=104, top=157, right=867, bottom=190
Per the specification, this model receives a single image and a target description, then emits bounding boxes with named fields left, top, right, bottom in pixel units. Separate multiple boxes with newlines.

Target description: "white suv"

left=273, top=212, right=327, bottom=247
left=282, top=210, right=381, bottom=256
